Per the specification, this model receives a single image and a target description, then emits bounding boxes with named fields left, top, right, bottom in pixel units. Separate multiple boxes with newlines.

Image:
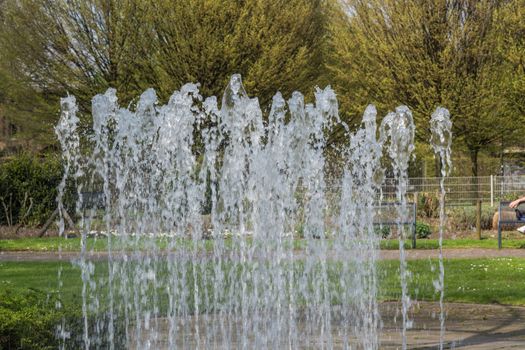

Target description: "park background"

left=1, top=1, right=525, bottom=348
left=1, top=0, right=524, bottom=237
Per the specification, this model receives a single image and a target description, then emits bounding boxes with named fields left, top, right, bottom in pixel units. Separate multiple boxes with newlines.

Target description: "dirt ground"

left=0, top=225, right=59, bottom=239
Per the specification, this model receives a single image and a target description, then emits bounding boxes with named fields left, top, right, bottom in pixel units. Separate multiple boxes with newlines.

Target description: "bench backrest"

left=373, top=202, right=417, bottom=226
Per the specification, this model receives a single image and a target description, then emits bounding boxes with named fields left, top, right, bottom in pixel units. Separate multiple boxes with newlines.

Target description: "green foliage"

left=0, top=287, right=126, bottom=349
left=327, top=0, right=525, bottom=174
left=447, top=205, right=494, bottom=231
left=147, top=0, right=328, bottom=106
left=374, top=225, right=391, bottom=239
left=0, top=0, right=329, bottom=149
left=0, top=289, right=72, bottom=350
left=0, top=153, right=72, bottom=227
left=418, top=192, right=439, bottom=218
left=495, top=0, right=525, bottom=118
left=415, top=222, right=432, bottom=239
left=500, top=192, right=524, bottom=202
left=294, top=223, right=305, bottom=239
left=374, top=223, right=430, bottom=239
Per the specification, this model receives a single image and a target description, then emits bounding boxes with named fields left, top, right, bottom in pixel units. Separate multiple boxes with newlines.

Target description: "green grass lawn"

left=2, top=258, right=524, bottom=350
left=0, top=236, right=214, bottom=252
left=0, top=260, right=83, bottom=304
left=1, top=236, right=525, bottom=252
left=2, top=258, right=525, bottom=306
left=379, top=258, right=525, bottom=305
left=382, top=238, right=525, bottom=249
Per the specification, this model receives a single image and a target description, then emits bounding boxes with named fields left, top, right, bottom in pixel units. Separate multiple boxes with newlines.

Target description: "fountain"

left=378, top=106, right=416, bottom=350
left=430, top=107, right=452, bottom=350
left=56, top=75, right=450, bottom=349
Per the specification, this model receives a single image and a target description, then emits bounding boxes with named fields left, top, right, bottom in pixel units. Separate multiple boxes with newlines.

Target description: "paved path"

left=3, top=248, right=525, bottom=261
left=380, top=248, right=525, bottom=260
left=380, top=301, right=525, bottom=349
left=132, top=302, right=525, bottom=349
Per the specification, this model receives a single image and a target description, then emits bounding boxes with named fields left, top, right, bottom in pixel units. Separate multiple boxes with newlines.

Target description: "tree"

left=0, top=0, right=150, bottom=110
left=0, top=49, right=57, bottom=148
left=496, top=0, right=525, bottom=118
left=145, top=0, right=327, bottom=109
left=327, top=0, right=525, bottom=176
left=0, top=0, right=329, bottom=149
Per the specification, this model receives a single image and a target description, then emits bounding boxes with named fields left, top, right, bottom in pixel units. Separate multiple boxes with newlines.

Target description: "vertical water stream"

left=55, top=74, right=449, bottom=349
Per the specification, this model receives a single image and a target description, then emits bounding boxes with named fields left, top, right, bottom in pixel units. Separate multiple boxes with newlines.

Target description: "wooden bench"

left=497, top=201, right=525, bottom=249
left=373, top=201, right=417, bottom=248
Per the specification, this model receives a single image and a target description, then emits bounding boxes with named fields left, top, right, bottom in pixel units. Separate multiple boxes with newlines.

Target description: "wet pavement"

left=380, top=301, right=525, bottom=349
left=129, top=302, right=525, bottom=349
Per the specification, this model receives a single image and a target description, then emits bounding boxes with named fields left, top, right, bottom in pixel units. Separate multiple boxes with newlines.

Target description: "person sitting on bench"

left=509, top=196, right=525, bottom=233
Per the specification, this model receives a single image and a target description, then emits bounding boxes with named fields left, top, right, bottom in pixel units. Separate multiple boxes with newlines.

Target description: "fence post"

left=498, top=202, right=502, bottom=249
left=412, top=201, right=417, bottom=249
left=490, top=175, right=494, bottom=207
left=476, top=199, right=482, bottom=240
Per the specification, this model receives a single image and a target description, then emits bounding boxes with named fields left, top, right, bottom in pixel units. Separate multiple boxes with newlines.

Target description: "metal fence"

left=381, top=175, right=525, bottom=207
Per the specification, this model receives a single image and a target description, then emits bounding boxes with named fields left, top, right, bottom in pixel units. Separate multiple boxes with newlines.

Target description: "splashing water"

left=55, top=95, right=81, bottom=347
left=56, top=74, right=448, bottom=349
left=430, top=107, right=452, bottom=350
left=379, top=106, right=416, bottom=350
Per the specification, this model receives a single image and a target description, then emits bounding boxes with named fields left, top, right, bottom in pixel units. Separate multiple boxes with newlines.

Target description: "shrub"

left=374, top=225, right=391, bottom=238
left=0, top=153, right=75, bottom=227
left=447, top=205, right=494, bottom=231
left=415, top=222, right=432, bottom=238
left=0, top=289, right=72, bottom=349
left=417, top=192, right=439, bottom=218
left=0, top=289, right=125, bottom=349
left=501, top=192, right=524, bottom=202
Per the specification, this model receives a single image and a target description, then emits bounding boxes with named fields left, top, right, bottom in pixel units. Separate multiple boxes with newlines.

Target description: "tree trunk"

left=470, top=149, right=479, bottom=204
left=38, top=208, right=59, bottom=237
left=470, top=149, right=479, bottom=177
left=499, top=138, right=504, bottom=176
left=434, top=156, right=441, bottom=178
